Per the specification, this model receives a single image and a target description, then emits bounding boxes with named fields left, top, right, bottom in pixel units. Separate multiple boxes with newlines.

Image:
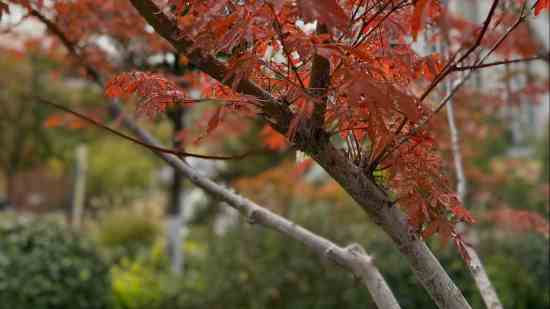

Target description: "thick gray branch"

left=116, top=104, right=400, bottom=309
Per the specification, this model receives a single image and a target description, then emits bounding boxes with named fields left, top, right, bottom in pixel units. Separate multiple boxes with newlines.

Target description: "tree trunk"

left=446, top=93, right=503, bottom=309
left=309, top=137, right=472, bottom=309
left=166, top=104, right=186, bottom=274
left=128, top=1, right=472, bottom=307
left=71, top=144, right=88, bottom=228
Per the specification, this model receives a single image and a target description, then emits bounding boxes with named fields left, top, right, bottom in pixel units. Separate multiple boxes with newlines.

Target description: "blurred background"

left=0, top=1, right=548, bottom=309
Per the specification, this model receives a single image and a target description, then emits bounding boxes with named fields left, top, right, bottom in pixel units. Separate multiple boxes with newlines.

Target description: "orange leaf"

left=43, top=114, right=64, bottom=128
left=261, top=125, right=288, bottom=150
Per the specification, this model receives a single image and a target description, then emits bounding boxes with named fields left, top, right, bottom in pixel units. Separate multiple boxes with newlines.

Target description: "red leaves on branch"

left=105, top=72, right=187, bottom=117
left=410, top=0, right=430, bottom=41
left=29, top=0, right=548, bottom=251
left=287, top=97, right=314, bottom=140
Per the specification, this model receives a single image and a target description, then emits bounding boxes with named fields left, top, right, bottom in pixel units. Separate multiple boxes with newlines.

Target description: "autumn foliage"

left=4, top=0, right=549, bottom=257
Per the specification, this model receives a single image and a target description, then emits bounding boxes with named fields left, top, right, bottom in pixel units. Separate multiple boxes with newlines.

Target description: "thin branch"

left=35, top=97, right=252, bottom=160
left=418, top=0, right=501, bottom=102
left=377, top=4, right=529, bottom=164
left=453, top=53, right=549, bottom=71
left=309, top=23, right=331, bottom=128
left=268, top=4, right=307, bottom=90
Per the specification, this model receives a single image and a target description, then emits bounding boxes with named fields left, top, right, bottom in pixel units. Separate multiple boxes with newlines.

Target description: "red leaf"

left=206, top=106, right=223, bottom=135
left=43, top=114, right=64, bottom=128
left=287, top=98, right=314, bottom=140
left=410, top=0, right=430, bottom=41
left=297, top=0, right=348, bottom=32
left=261, top=125, right=288, bottom=150
left=535, top=0, right=549, bottom=16
left=422, top=220, right=440, bottom=239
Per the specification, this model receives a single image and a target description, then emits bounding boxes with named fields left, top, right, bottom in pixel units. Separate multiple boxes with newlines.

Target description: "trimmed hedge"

left=0, top=216, right=113, bottom=309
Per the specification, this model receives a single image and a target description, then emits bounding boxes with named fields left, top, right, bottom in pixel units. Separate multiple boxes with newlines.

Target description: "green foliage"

left=0, top=215, right=113, bottom=309
left=110, top=238, right=180, bottom=309
left=165, top=203, right=548, bottom=309
left=96, top=209, right=160, bottom=258
left=87, top=137, right=157, bottom=208
left=537, top=128, right=550, bottom=182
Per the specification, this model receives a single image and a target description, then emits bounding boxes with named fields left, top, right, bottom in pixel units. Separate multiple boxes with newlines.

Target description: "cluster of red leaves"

left=446, top=10, right=542, bottom=59
left=106, top=0, right=470, bottom=242
left=386, top=130, right=475, bottom=236
left=105, top=71, right=187, bottom=117
left=484, top=208, right=549, bottom=237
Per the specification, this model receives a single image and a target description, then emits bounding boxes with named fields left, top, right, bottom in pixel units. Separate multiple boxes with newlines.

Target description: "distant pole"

left=72, top=144, right=88, bottom=228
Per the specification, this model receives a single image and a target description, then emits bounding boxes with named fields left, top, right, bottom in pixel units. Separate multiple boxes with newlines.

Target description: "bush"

left=0, top=216, right=113, bottom=309
left=111, top=239, right=179, bottom=309
left=96, top=210, right=160, bottom=259
left=171, top=203, right=549, bottom=309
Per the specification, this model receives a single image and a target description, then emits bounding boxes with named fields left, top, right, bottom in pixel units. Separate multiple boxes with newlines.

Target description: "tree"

left=2, top=0, right=548, bottom=308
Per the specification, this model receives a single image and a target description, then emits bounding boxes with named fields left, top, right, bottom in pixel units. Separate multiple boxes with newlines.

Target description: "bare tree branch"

left=453, top=53, right=549, bottom=71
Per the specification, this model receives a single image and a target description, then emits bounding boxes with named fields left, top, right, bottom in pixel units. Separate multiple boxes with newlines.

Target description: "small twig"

left=453, top=53, right=549, bottom=71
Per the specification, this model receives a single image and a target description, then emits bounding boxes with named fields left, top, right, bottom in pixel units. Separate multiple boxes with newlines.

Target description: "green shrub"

left=96, top=210, right=159, bottom=259
left=0, top=216, right=113, bottom=309
left=111, top=239, right=179, bottom=309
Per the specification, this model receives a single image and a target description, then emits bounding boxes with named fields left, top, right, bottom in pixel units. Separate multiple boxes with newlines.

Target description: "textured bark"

left=308, top=135, right=471, bottom=309
left=128, top=1, right=472, bottom=308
